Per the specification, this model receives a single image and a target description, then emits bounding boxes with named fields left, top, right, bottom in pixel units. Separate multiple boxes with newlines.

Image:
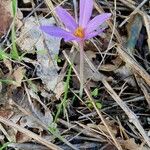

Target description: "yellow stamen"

left=74, top=27, right=85, bottom=38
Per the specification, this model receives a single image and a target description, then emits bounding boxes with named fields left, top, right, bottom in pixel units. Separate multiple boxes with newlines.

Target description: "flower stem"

left=79, top=41, right=84, bottom=97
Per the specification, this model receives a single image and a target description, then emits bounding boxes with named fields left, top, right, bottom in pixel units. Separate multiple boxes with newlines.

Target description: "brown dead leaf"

left=19, top=116, right=43, bottom=131
left=54, top=82, right=64, bottom=99
left=121, top=138, right=139, bottom=150
left=100, top=56, right=122, bottom=72
left=88, top=123, right=117, bottom=136
left=28, top=89, right=53, bottom=126
left=13, top=67, right=25, bottom=87
left=0, top=110, right=13, bottom=118
left=100, top=64, right=118, bottom=71
left=86, top=50, right=96, bottom=61
left=120, top=138, right=150, bottom=150
left=4, top=59, right=12, bottom=74
left=16, top=131, right=32, bottom=143
left=0, top=0, right=12, bottom=37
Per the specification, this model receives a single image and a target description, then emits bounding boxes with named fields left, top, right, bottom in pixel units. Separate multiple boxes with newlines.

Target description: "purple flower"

left=40, top=0, right=111, bottom=42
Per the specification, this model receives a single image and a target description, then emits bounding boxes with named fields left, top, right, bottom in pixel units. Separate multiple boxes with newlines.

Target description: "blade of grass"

left=11, top=0, right=19, bottom=60
left=54, top=65, right=72, bottom=123
left=0, top=79, right=16, bottom=85
left=0, top=142, right=11, bottom=150
left=0, top=49, right=9, bottom=60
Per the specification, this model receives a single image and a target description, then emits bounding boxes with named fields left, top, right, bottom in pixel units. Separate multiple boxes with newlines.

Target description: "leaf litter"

left=17, top=16, right=64, bottom=98
left=0, top=0, right=150, bottom=150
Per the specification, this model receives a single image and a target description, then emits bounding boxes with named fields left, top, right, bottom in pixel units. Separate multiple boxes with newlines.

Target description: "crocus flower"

left=40, top=0, right=111, bottom=42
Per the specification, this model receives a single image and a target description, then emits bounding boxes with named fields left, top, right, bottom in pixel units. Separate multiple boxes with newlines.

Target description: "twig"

left=59, top=119, right=105, bottom=141
left=117, top=45, right=150, bottom=86
left=63, top=51, right=123, bottom=150
left=118, top=0, right=137, bottom=10
left=102, top=79, right=150, bottom=147
left=139, top=11, right=150, bottom=50
left=94, top=0, right=122, bottom=44
left=135, top=75, right=150, bottom=108
left=118, top=0, right=150, bottom=51
left=119, top=0, right=148, bottom=27
left=0, top=116, right=62, bottom=150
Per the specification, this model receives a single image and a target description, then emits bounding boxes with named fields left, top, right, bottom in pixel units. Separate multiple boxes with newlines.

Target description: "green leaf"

left=11, top=25, right=20, bottom=60
left=0, top=142, right=11, bottom=150
left=0, top=50, right=9, bottom=60
left=96, top=102, right=102, bottom=109
left=87, top=101, right=102, bottom=109
left=12, top=0, right=17, bottom=17
left=91, top=88, right=99, bottom=97
left=0, top=79, right=16, bottom=85
left=11, top=0, right=20, bottom=60
left=54, top=65, right=72, bottom=122
left=54, top=54, right=61, bottom=63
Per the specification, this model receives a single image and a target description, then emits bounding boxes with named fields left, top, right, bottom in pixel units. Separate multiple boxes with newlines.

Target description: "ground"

left=0, top=0, right=150, bottom=150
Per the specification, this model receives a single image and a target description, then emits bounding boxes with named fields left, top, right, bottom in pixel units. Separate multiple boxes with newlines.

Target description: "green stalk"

left=11, top=0, right=19, bottom=60
left=54, top=65, right=72, bottom=122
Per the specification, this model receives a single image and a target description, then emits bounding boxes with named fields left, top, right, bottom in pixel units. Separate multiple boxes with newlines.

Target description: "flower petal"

left=64, top=36, right=81, bottom=42
left=40, top=25, right=75, bottom=41
left=85, top=29, right=104, bottom=40
left=79, top=0, right=93, bottom=28
left=86, top=13, right=111, bottom=34
left=56, top=7, right=78, bottom=32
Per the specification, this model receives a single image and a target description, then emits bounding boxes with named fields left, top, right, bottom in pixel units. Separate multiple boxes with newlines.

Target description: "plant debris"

left=0, top=0, right=150, bottom=150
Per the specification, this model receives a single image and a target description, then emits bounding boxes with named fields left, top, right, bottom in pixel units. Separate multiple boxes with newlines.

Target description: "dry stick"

left=94, top=0, right=122, bottom=44
left=24, top=84, right=78, bottom=150
left=94, top=1, right=150, bottom=146
left=117, top=45, right=150, bottom=86
left=83, top=89, right=123, bottom=150
left=63, top=51, right=123, bottom=150
left=102, top=79, right=150, bottom=147
left=44, top=0, right=62, bottom=23
left=76, top=121, right=111, bottom=142
left=118, top=0, right=150, bottom=50
left=139, top=11, right=150, bottom=50
left=96, top=0, right=117, bottom=71
left=134, top=73, right=150, bottom=108
left=59, top=119, right=105, bottom=142
left=0, top=116, right=62, bottom=150
left=118, top=0, right=137, bottom=9
left=119, top=0, right=148, bottom=27
left=0, top=123, right=12, bottom=142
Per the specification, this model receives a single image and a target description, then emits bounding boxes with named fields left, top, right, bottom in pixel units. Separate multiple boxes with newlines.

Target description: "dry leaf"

left=0, top=0, right=12, bottom=37
left=121, top=138, right=150, bottom=150
left=86, top=50, right=96, bottom=61
left=17, top=16, right=64, bottom=98
left=28, top=89, right=53, bottom=126
left=4, top=59, right=12, bottom=74
left=13, top=67, right=25, bottom=87
left=16, top=131, right=32, bottom=143
left=114, top=65, right=136, bottom=86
